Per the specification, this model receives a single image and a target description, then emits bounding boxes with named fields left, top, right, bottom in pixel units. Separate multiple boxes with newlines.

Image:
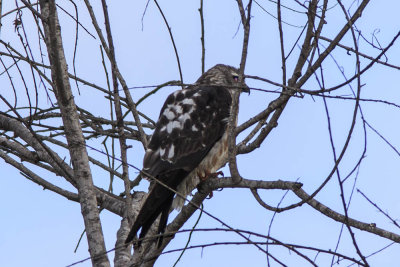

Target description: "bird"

left=125, top=64, right=249, bottom=247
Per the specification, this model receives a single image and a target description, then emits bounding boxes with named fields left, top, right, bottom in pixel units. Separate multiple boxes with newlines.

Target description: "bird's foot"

left=198, top=170, right=224, bottom=181
left=197, top=171, right=223, bottom=198
left=196, top=186, right=213, bottom=199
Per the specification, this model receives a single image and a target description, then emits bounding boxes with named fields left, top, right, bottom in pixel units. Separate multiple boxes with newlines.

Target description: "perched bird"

left=125, top=64, right=249, bottom=247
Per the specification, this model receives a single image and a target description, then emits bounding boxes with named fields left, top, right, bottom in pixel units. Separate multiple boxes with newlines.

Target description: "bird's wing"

left=143, top=85, right=232, bottom=178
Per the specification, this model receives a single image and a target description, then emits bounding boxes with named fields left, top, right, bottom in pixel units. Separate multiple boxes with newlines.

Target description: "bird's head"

left=196, top=64, right=250, bottom=94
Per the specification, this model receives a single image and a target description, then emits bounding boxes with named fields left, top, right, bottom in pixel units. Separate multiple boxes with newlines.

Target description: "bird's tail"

left=125, top=169, right=188, bottom=247
left=125, top=186, right=174, bottom=247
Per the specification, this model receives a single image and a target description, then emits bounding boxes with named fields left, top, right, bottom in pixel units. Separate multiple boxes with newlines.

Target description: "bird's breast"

left=172, top=131, right=229, bottom=210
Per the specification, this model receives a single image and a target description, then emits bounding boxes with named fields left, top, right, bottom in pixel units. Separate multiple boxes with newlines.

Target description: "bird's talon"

left=216, top=171, right=224, bottom=178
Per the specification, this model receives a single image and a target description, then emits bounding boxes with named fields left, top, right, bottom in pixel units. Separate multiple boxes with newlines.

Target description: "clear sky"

left=1, top=1, right=400, bottom=266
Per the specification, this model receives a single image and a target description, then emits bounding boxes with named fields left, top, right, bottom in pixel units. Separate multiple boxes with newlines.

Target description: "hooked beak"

left=242, top=84, right=250, bottom=95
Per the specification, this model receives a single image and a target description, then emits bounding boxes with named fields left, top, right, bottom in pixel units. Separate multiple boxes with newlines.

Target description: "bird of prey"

left=125, top=64, right=249, bottom=247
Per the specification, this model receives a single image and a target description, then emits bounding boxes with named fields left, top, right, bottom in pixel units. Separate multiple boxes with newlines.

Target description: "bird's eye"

left=232, top=75, right=239, bottom=82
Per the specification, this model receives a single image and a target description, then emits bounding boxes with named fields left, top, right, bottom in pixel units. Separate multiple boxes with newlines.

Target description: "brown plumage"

left=125, top=64, right=249, bottom=247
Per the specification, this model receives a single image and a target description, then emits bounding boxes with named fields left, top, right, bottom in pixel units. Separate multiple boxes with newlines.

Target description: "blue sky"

left=1, top=1, right=400, bottom=266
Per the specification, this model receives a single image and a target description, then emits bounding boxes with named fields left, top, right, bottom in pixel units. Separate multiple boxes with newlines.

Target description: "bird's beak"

left=241, top=84, right=250, bottom=95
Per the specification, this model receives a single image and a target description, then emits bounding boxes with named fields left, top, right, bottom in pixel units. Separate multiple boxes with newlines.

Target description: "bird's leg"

left=198, top=170, right=224, bottom=181
left=205, top=171, right=222, bottom=199
left=197, top=171, right=224, bottom=198
left=197, top=170, right=208, bottom=181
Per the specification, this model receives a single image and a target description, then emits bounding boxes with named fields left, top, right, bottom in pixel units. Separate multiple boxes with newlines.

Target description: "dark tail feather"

left=156, top=196, right=174, bottom=247
left=125, top=169, right=188, bottom=246
left=125, top=203, right=161, bottom=245
left=125, top=187, right=171, bottom=246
